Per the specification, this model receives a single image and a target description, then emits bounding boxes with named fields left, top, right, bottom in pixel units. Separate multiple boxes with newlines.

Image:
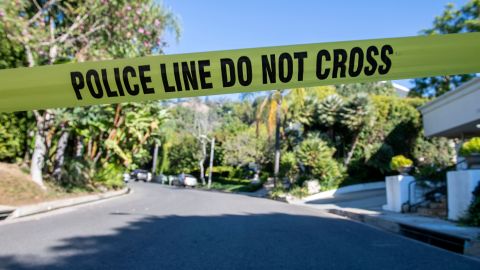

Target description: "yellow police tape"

left=1, top=32, right=479, bottom=112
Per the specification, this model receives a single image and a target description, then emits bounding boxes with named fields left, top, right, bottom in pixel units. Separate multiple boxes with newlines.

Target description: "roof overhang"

left=419, top=77, right=480, bottom=138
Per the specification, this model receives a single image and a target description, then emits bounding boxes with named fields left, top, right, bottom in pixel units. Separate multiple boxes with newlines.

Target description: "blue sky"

left=160, top=0, right=469, bottom=90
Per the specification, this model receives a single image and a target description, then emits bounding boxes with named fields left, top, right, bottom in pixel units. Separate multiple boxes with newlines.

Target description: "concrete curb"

left=6, top=187, right=130, bottom=220
left=300, top=181, right=385, bottom=202
left=326, top=208, right=480, bottom=258
left=327, top=208, right=401, bottom=234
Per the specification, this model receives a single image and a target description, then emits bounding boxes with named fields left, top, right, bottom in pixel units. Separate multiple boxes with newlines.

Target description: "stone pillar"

left=383, top=175, right=415, bottom=212
left=447, top=170, right=480, bottom=220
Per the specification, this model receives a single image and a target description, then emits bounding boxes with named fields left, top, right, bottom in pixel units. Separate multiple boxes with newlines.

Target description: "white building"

left=419, top=77, right=480, bottom=220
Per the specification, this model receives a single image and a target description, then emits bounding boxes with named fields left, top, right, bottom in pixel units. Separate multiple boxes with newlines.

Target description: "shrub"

left=390, top=155, right=413, bottom=173
left=94, top=163, right=124, bottom=189
left=0, top=112, right=29, bottom=162
left=414, top=137, right=455, bottom=167
left=269, top=186, right=286, bottom=199
left=460, top=183, right=480, bottom=227
left=260, top=171, right=270, bottom=183
left=280, top=152, right=299, bottom=183
left=60, top=158, right=94, bottom=190
left=206, top=166, right=234, bottom=178
left=460, top=137, right=480, bottom=156
left=289, top=186, right=309, bottom=199
left=295, top=135, right=345, bottom=189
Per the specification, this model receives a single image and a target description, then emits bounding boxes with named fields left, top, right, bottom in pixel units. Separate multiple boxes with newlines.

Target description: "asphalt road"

left=0, top=182, right=478, bottom=270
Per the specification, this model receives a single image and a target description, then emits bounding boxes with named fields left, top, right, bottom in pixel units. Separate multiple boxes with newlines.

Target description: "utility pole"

left=208, top=137, right=215, bottom=189
left=152, top=142, right=159, bottom=175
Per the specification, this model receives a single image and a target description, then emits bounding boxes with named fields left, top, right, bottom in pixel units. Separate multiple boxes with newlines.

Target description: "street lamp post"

left=201, top=135, right=215, bottom=189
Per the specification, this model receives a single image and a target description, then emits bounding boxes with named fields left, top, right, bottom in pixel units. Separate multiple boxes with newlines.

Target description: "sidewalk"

left=291, top=188, right=480, bottom=258
left=1, top=187, right=130, bottom=221
left=0, top=205, right=15, bottom=220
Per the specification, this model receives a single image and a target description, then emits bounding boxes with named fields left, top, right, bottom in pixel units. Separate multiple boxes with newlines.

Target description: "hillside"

left=0, top=163, right=87, bottom=206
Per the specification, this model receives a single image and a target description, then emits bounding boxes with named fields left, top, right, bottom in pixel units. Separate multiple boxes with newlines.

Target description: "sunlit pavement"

left=0, top=182, right=478, bottom=270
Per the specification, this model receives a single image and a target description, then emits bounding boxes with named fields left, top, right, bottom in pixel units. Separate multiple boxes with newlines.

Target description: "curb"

left=6, top=187, right=130, bottom=220
left=326, top=208, right=480, bottom=259
left=327, top=208, right=401, bottom=234
left=300, top=181, right=385, bottom=202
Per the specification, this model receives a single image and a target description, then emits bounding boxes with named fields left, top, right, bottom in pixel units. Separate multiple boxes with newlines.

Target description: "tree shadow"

left=0, top=212, right=478, bottom=270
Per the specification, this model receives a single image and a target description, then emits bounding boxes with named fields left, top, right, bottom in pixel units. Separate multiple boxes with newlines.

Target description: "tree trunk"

left=52, top=128, right=70, bottom=181
left=75, top=136, right=84, bottom=158
left=30, top=112, right=47, bottom=189
left=208, top=138, right=215, bottom=189
left=344, top=132, right=360, bottom=167
left=273, top=96, right=282, bottom=187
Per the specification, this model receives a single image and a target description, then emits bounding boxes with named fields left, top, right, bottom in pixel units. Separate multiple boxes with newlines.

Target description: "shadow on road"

left=1, top=212, right=478, bottom=270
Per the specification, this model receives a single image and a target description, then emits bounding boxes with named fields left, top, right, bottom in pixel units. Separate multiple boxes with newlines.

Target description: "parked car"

left=123, top=173, right=131, bottom=183
left=173, top=173, right=198, bottom=187
left=127, top=169, right=152, bottom=182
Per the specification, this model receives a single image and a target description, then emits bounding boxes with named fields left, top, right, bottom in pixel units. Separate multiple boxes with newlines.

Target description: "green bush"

left=390, top=155, right=413, bottom=173
left=206, top=166, right=234, bottom=178
left=269, top=186, right=286, bottom=199
left=295, top=135, right=345, bottom=189
left=280, top=151, right=299, bottom=183
left=234, top=182, right=263, bottom=192
left=260, top=171, right=270, bottom=183
left=94, top=163, right=124, bottom=189
left=0, top=112, right=29, bottom=162
left=413, top=137, right=455, bottom=168
left=460, top=137, right=480, bottom=156
left=460, top=183, right=480, bottom=227
left=60, top=158, right=94, bottom=190
left=289, top=186, right=309, bottom=199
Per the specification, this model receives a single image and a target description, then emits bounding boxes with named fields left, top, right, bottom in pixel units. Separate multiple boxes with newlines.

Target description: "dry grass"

left=0, top=162, right=92, bottom=206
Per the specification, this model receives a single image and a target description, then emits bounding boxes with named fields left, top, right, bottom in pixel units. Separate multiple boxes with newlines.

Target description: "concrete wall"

left=383, top=175, right=415, bottom=212
left=447, top=170, right=480, bottom=220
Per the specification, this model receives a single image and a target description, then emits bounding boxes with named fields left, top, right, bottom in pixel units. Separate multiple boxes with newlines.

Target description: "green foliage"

left=460, top=137, right=480, bottom=156
left=295, top=135, right=345, bottom=189
left=166, top=134, right=199, bottom=174
left=206, top=166, right=235, bottom=178
left=0, top=0, right=180, bottom=191
left=222, top=129, right=257, bottom=167
left=365, top=143, right=394, bottom=174
left=390, top=155, right=413, bottom=172
left=269, top=186, right=286, bottom=199
left=0, top=25, right=25, bottom=69
left=339, top=93, right=372, bottom=131
left=336, top=82, right=396, bottom=97
left=460, top=182, right=480, bottom=226
left=1, top=0, right=180, bottom=63
left=316, top=94, right=343, bottom=127
left=60, top=159, right=94, bottom=190
left=280, top=152, right=299, bottom=183
left=0, top=112, right=29, bottom=162
left=94, top=163, right=124, bottom=189
left=288, top=186, right=309, bottom=199
left=410, top=0, right=479, bottom=97
left=414, top=137, right=455, bottom=169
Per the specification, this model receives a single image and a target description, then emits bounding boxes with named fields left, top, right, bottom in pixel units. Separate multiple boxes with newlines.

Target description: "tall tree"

left=339, top=93, right=373, bottom=166
left=0, top=0, right=179, bottom=187
left=255, top=90, right=284, bottom=186
left=410, top=0, right=479, bottom=97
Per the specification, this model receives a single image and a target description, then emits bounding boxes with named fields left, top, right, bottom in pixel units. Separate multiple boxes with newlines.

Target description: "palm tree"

left=253, top=90, right=286, bottom=186
left=339, top=93, right=372, bottom=166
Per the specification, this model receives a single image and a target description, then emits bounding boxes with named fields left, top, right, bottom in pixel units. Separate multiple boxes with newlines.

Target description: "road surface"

left=0, top=182, right=478, bottom=270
